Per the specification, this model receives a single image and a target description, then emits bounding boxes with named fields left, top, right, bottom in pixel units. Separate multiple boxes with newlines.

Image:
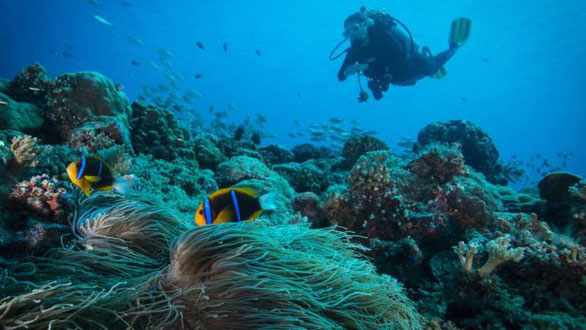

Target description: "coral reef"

left=415, top=120, right=506, bottom=184
left=342, top=135, right=389, bottom=166
left=192, top=133, right=227, bottom=170
left=259, top=143, right=294, bottom=164
left=1, top=65, right=584, bottom=329
left=273, top=160, right=327, bottom=193
left=129, top=101, right=194, bottom=160
left=292, top=143, right=332, bottom=162
left=9, top=174, right=68, bottom=219
left=215, top=156, right=295, bottom=198
left=45, top=71, right=132, bottom=140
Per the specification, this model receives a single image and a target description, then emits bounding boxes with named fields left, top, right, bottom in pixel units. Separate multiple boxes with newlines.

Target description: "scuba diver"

left=331, top=7, right=471, bottom=102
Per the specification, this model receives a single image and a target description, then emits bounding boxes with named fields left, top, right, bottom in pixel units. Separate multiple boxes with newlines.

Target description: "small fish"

left=329, top=117, right=343, bottom=123
left=158, top=48, right=173, bottom=58
left=293, top=120, right=301, bottom=126
left=350, top=120, right=360, bottom=125
left=481, top=57, right=491, bottom=63
left=92, top=15, right=112, bottom=26
left=288, top=132, right=296, bottom=138
left=223, top=42, right=228, bottom=52
left=67, top=155, right=132, bottom=196
left=28, top=87, right=41, bottom=92
left=195, top=188, right=274, bottom=226
left=196, top=41, right=205, bottom=50
left=397, top=141, right=415, bottom=149
left=255, top=49, right=262, bottom=56
left=115, top=83, right=124, bottom=91
left=228, top=102, right=236, bottom=110
left=62, top=51, right=75, bottom=58
left=128, top=36, right=145, bottom=46
left=148, top=61, right=161, bottom=71
left=86, top=0, right=99, bottom=4
left=194, top=73, right=203, bottom=79
left=0, top=100, right=8, bottom=106
left=131, top=60, right=140, bottom=66
left=461, top=97, right=468, bottom=103
left=120, top=0, right=134, bottom=7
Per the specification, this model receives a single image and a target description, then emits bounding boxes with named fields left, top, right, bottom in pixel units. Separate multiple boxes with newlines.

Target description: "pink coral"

left=68, top=121, right=125, bottom=151
left=9, top=174, right=67, bottom=219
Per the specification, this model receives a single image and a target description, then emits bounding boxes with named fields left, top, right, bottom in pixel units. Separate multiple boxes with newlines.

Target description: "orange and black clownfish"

left=66, top=155, right=132, bottom=196
left=195, top=187, right=278, bottom=226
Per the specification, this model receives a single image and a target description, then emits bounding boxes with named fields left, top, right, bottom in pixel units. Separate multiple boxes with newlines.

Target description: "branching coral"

left=9, top=135, right=39, bottom=171
left=454, top=235, right=525, bottom=278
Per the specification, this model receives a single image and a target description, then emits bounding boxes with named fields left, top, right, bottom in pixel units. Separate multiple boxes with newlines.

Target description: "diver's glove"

left=344, top=63, right=369, bottom=77
left=358, top=91, right=369, bottom=103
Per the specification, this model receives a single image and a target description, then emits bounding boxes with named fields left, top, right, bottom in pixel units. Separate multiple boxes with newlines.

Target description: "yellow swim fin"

left=450, top=18, right=472, bottom=48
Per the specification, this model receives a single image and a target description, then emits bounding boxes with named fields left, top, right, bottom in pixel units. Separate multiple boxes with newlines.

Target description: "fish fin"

left=259, top=191, right=279, bottom=211
left=207, top=187, right=235, bottom=200
left=79, top=180, right=92, bottom=196
left=84, top=175, right=101, bottom=183
left=246, top=209, right=263, bottom=220
left=215, top=205, right=235, bottom=224
left=231, top=187, right=258, bottom=198
left=449, top=18, right=472, bottom=48
left=95, top=185, right=114, bottom=191
left=113, top=177, right=134, bottom=195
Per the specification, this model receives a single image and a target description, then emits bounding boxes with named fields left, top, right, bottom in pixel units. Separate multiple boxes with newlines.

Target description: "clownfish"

left=66, top=155, right=132, bottom=196
left=195, top=187, right=278, bottom=226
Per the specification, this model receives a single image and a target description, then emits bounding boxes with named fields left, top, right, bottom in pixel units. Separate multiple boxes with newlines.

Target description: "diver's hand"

left=343, top=63, right=369, bottom=77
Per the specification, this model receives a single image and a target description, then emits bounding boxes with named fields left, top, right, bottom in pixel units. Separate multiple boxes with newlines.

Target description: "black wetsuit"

left=338, top=16, right=456, bottom=100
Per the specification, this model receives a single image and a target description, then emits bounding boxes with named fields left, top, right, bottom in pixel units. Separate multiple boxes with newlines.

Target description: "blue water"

left=1, top=0, right=585, bottom=185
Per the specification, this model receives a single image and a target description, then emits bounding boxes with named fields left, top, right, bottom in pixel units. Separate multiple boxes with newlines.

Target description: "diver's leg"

left=432, top=48, right=457, bottom=68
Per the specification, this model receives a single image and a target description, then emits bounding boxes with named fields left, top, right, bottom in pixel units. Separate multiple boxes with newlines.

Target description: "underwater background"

left=1, top=0, right=586, bottom=329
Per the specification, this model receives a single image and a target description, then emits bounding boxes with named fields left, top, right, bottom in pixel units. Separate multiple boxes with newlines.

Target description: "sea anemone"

left=1, top=193, right=420, bottom=329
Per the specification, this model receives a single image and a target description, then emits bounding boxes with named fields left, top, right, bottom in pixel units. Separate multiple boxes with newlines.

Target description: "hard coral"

left=6, top=64, right=49, bottom=106
left=0, top=92, right=44, bottom=131
left=9, top=174, right=67, bottom=219
left=342, top=135, right=389, bottom=166
left=130, top=101, right=194, bottom=161
left=273, top=160, right=326, bottom=193
left=45, top=71, right=132, bottom=140
left=215, top=156, right=294, bottom=198
left=68, top=120, right=129, bottom=152
left=192, top=134, right=227, bottom=170
left=416, top=120, right=505, bottom=185
left=408, top=143, right=467, bottom=184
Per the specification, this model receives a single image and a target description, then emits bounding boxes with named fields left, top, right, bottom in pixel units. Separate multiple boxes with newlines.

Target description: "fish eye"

left=199, top=210, right=203, bottom=214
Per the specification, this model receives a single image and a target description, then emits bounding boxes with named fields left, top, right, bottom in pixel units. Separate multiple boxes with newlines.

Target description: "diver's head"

left=343, top=10, right=374, bottom=42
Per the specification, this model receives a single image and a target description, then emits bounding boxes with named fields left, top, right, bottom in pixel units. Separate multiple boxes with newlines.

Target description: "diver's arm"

left=338, top=49, right=358, bottom=81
